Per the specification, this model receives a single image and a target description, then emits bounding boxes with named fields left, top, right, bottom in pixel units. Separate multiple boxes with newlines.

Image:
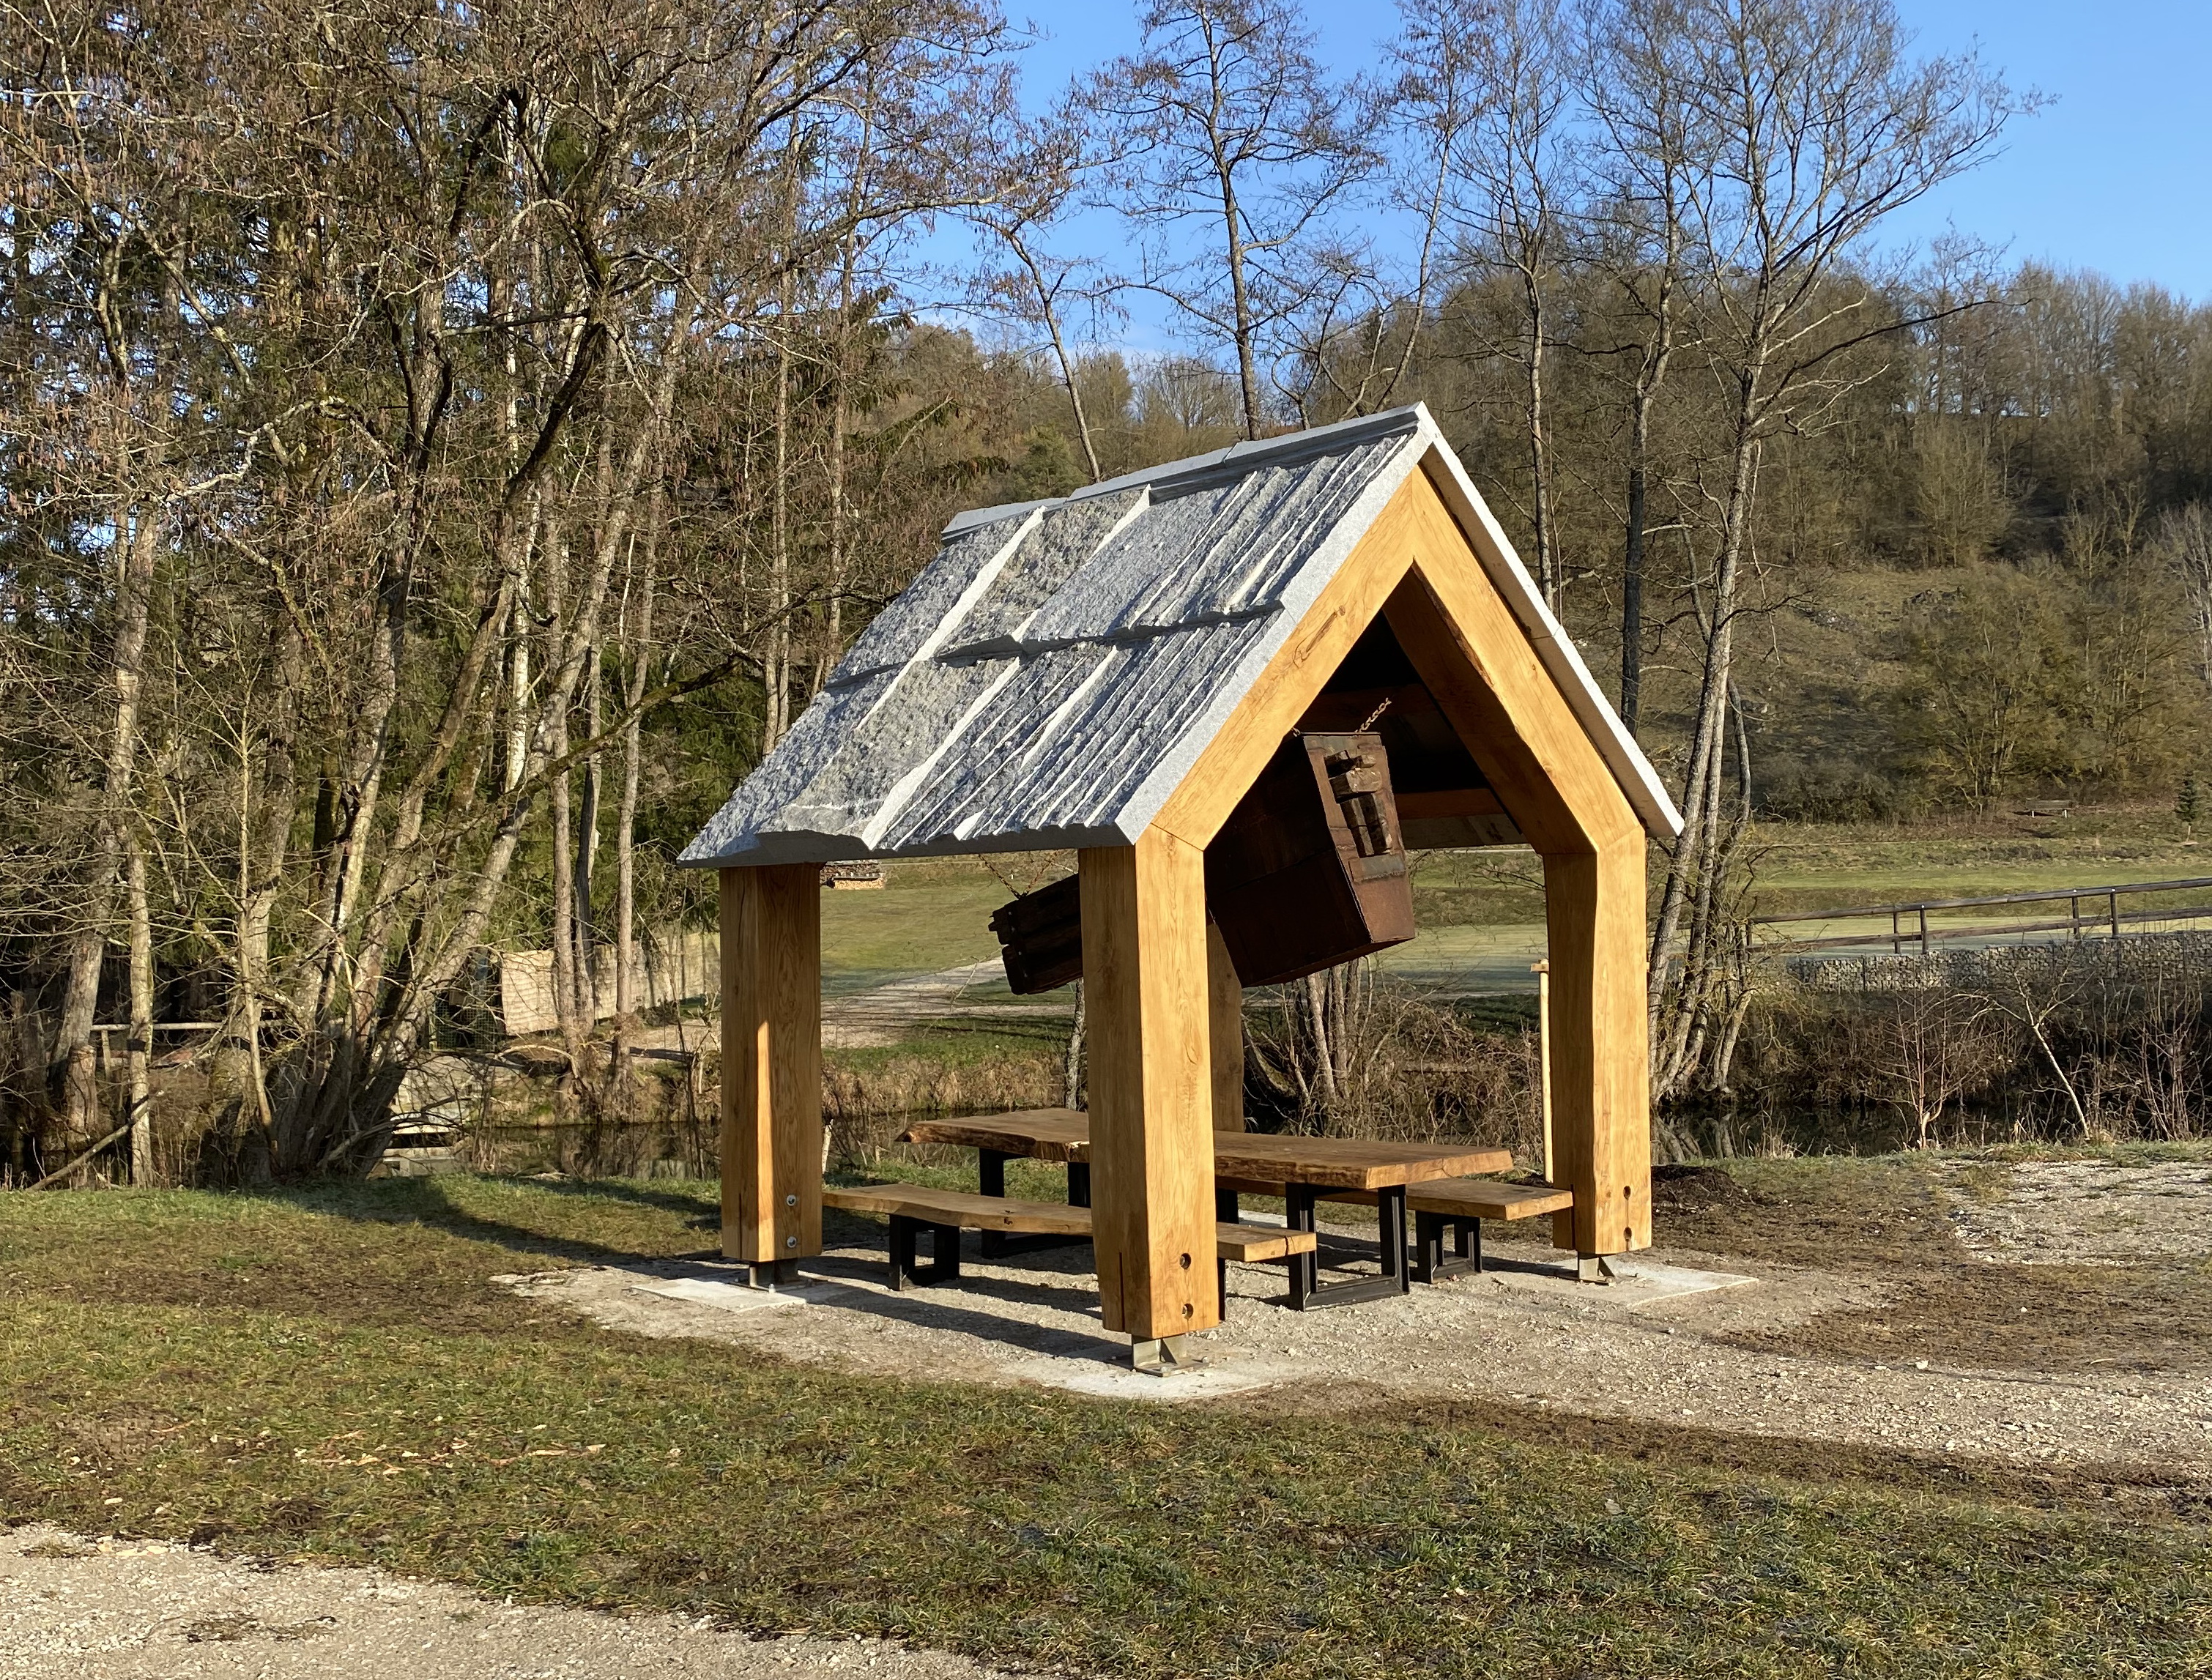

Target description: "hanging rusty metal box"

left=1204, top=730, right=1416, bottom=986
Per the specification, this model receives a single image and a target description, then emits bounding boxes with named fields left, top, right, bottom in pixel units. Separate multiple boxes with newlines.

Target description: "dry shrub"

left=1726, top=934, right=2212, bottom=1145
left=1245, top=967, right=1543, bottom=1164
left=822, top=1049, right=1064, bottom=1166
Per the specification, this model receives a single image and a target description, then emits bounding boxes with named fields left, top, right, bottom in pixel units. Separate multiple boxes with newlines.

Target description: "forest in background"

left=6, top=0, right=2212, bottom=1181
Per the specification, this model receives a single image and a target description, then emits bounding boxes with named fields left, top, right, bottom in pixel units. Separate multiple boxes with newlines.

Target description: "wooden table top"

left=1208, top=1132, right=1513, bottom=1190
left=901, top=1108, right=1091, bottom=1161
left=901, top=1110, right=1512, bottom=1190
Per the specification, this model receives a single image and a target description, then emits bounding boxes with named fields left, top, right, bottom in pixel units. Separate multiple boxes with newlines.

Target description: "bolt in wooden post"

left=1081, top=830, right=1220, bottom=1343
left=718, top=864, right=823, bottom=1268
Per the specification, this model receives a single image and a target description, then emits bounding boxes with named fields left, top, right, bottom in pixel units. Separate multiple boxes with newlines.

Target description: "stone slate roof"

left=681, top=404, right=1680, bottom=866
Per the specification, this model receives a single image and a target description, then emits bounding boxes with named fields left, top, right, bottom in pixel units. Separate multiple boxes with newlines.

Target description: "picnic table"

left=901, top=1109, right=1511, bottom=1308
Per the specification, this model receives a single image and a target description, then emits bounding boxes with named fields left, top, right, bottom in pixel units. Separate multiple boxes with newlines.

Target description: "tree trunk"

left=53, top=502, right=160, bottom=1137
left=125, top=828, right=154, bottom=1185
left=612, top=483, right=662, bottom=1069
left=1620, top=401, right=1651, bottom=735
left=575, top=640, right=603, bottom=1022
left=1649, top=373, right=1764, bottom=1018
left=1525, top=275, right=1556, bottom=607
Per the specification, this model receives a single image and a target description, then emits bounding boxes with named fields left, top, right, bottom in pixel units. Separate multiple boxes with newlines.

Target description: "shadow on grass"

left=242, top=1175, right=712, bottom=1271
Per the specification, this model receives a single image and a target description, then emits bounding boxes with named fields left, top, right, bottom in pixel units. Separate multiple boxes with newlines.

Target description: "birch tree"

left=1646, top=0, right=2022, bottom=1096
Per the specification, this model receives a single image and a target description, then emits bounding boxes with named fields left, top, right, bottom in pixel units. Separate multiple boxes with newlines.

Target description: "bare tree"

left=970, top=111, right=1113, bottom=480
left=2156, top=503, right=2212, bottom=696
left=1580, top=0, right=1700, bottom=734
left=1091, top=0, right=1376, bottom=437
left=1400, top=0, right=1582, bottom=606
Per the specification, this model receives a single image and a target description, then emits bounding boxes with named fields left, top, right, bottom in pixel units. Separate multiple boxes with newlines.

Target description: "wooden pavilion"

left=680, top=404, right=1682, bottom=1360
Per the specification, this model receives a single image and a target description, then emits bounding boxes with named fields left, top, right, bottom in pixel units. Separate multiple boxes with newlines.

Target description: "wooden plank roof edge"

left=1410, top=432, right=1682, bottom=842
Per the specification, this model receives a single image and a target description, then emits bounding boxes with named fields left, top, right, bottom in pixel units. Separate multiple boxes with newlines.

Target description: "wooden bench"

left=823, top=1183, right=1317, bottom=1304
left=1403, top=1179, right=1574, bottom=1282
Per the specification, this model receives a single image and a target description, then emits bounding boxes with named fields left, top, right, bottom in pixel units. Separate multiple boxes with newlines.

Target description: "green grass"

left=819, top=861, right=1027, bottom=985
left=7, top=1177, right=2212, bottom=1676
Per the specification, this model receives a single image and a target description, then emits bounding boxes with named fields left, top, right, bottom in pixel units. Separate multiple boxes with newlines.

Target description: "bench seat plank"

left=825, top=1183, right=1316, bottom=1260
left=1407, top=1180, right=1573, bottom=1222
left=825, top=1183, right=1092, bottom=1235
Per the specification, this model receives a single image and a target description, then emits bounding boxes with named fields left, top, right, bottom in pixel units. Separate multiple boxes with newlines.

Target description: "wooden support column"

left=719, top=863, right=823, bottom=1266
left=1206, top=918, right=1245, bottom=1131
left=1542, top=838, right=1652, bottom=1256
left=1080, top=830, right=1220, bottom=1340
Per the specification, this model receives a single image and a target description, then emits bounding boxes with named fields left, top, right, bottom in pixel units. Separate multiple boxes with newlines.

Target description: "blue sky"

left=992, top=0, right=2211, bottom=330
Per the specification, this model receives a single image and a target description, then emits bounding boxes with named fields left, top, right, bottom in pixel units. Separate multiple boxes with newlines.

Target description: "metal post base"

left=741, top=1259, right=801, bottom=1289
left=1129, top=1334, right=1210, bottom=1375
left=1576, top=1253, right=1619, bottom=1285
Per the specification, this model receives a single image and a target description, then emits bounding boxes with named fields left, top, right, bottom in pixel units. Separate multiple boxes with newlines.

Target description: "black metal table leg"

left=1285, top=1181, right=1414, bottom=1309
left=1067, top=1162, right=1091, bottom=1207
left=1378, top=1185, right=1409, bottom=1294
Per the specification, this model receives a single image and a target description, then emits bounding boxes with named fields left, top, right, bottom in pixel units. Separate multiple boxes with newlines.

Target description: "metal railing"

left=1749, top=876, right=2212, bottom=957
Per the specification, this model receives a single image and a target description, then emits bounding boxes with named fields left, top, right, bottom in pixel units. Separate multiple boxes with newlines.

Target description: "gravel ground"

left=1945, top=1159, right=2212, bottom=1264
left=0, top=1525, right=1007, bottom=1680
left=507, top=1194, right=2212, bottom=1471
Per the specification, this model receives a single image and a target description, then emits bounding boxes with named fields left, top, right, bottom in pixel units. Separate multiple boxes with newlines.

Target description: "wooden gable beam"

left=1376, top=466, right=1649, bottom=1257
left=1148, top=461, right=1652, bottom=1260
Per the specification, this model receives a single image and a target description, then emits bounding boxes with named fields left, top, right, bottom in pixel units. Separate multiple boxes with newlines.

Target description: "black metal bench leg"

left=1067, top=1162, right=1091, bottom=1207
left=929, top=1223, right=962, bottom=1283
left=889, top=1215, right=919, bottom=1291
left=1218, top=1257, right=1229, bottom=1318
left=1412, top=1210, right=1444, bottom=1285
left=1378, top=1185, right=1409, bottom=1294
left=890, top=1217, right=962, bottom=1288
left=1411, top=1213, right=1482, bottom=1284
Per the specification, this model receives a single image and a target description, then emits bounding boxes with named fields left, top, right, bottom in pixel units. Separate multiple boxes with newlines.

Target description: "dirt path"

left=0, top=1525, right=1003, bottom=1680
left=502, top=1159, right=2212, bottom=1474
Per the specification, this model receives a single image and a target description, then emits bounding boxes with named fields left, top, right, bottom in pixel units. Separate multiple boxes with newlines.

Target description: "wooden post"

left=1542, top=840, right=1652, bottom=1258
left=1080, top=830, right=1220, bottom=1344
left=1206, top=918, right=1245, bottom=1131
left=718, top=863, right=823, bottom=1271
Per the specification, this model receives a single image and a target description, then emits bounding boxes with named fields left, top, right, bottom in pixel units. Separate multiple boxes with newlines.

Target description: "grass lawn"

left=7, top=1176, right=2211, bottom=1676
